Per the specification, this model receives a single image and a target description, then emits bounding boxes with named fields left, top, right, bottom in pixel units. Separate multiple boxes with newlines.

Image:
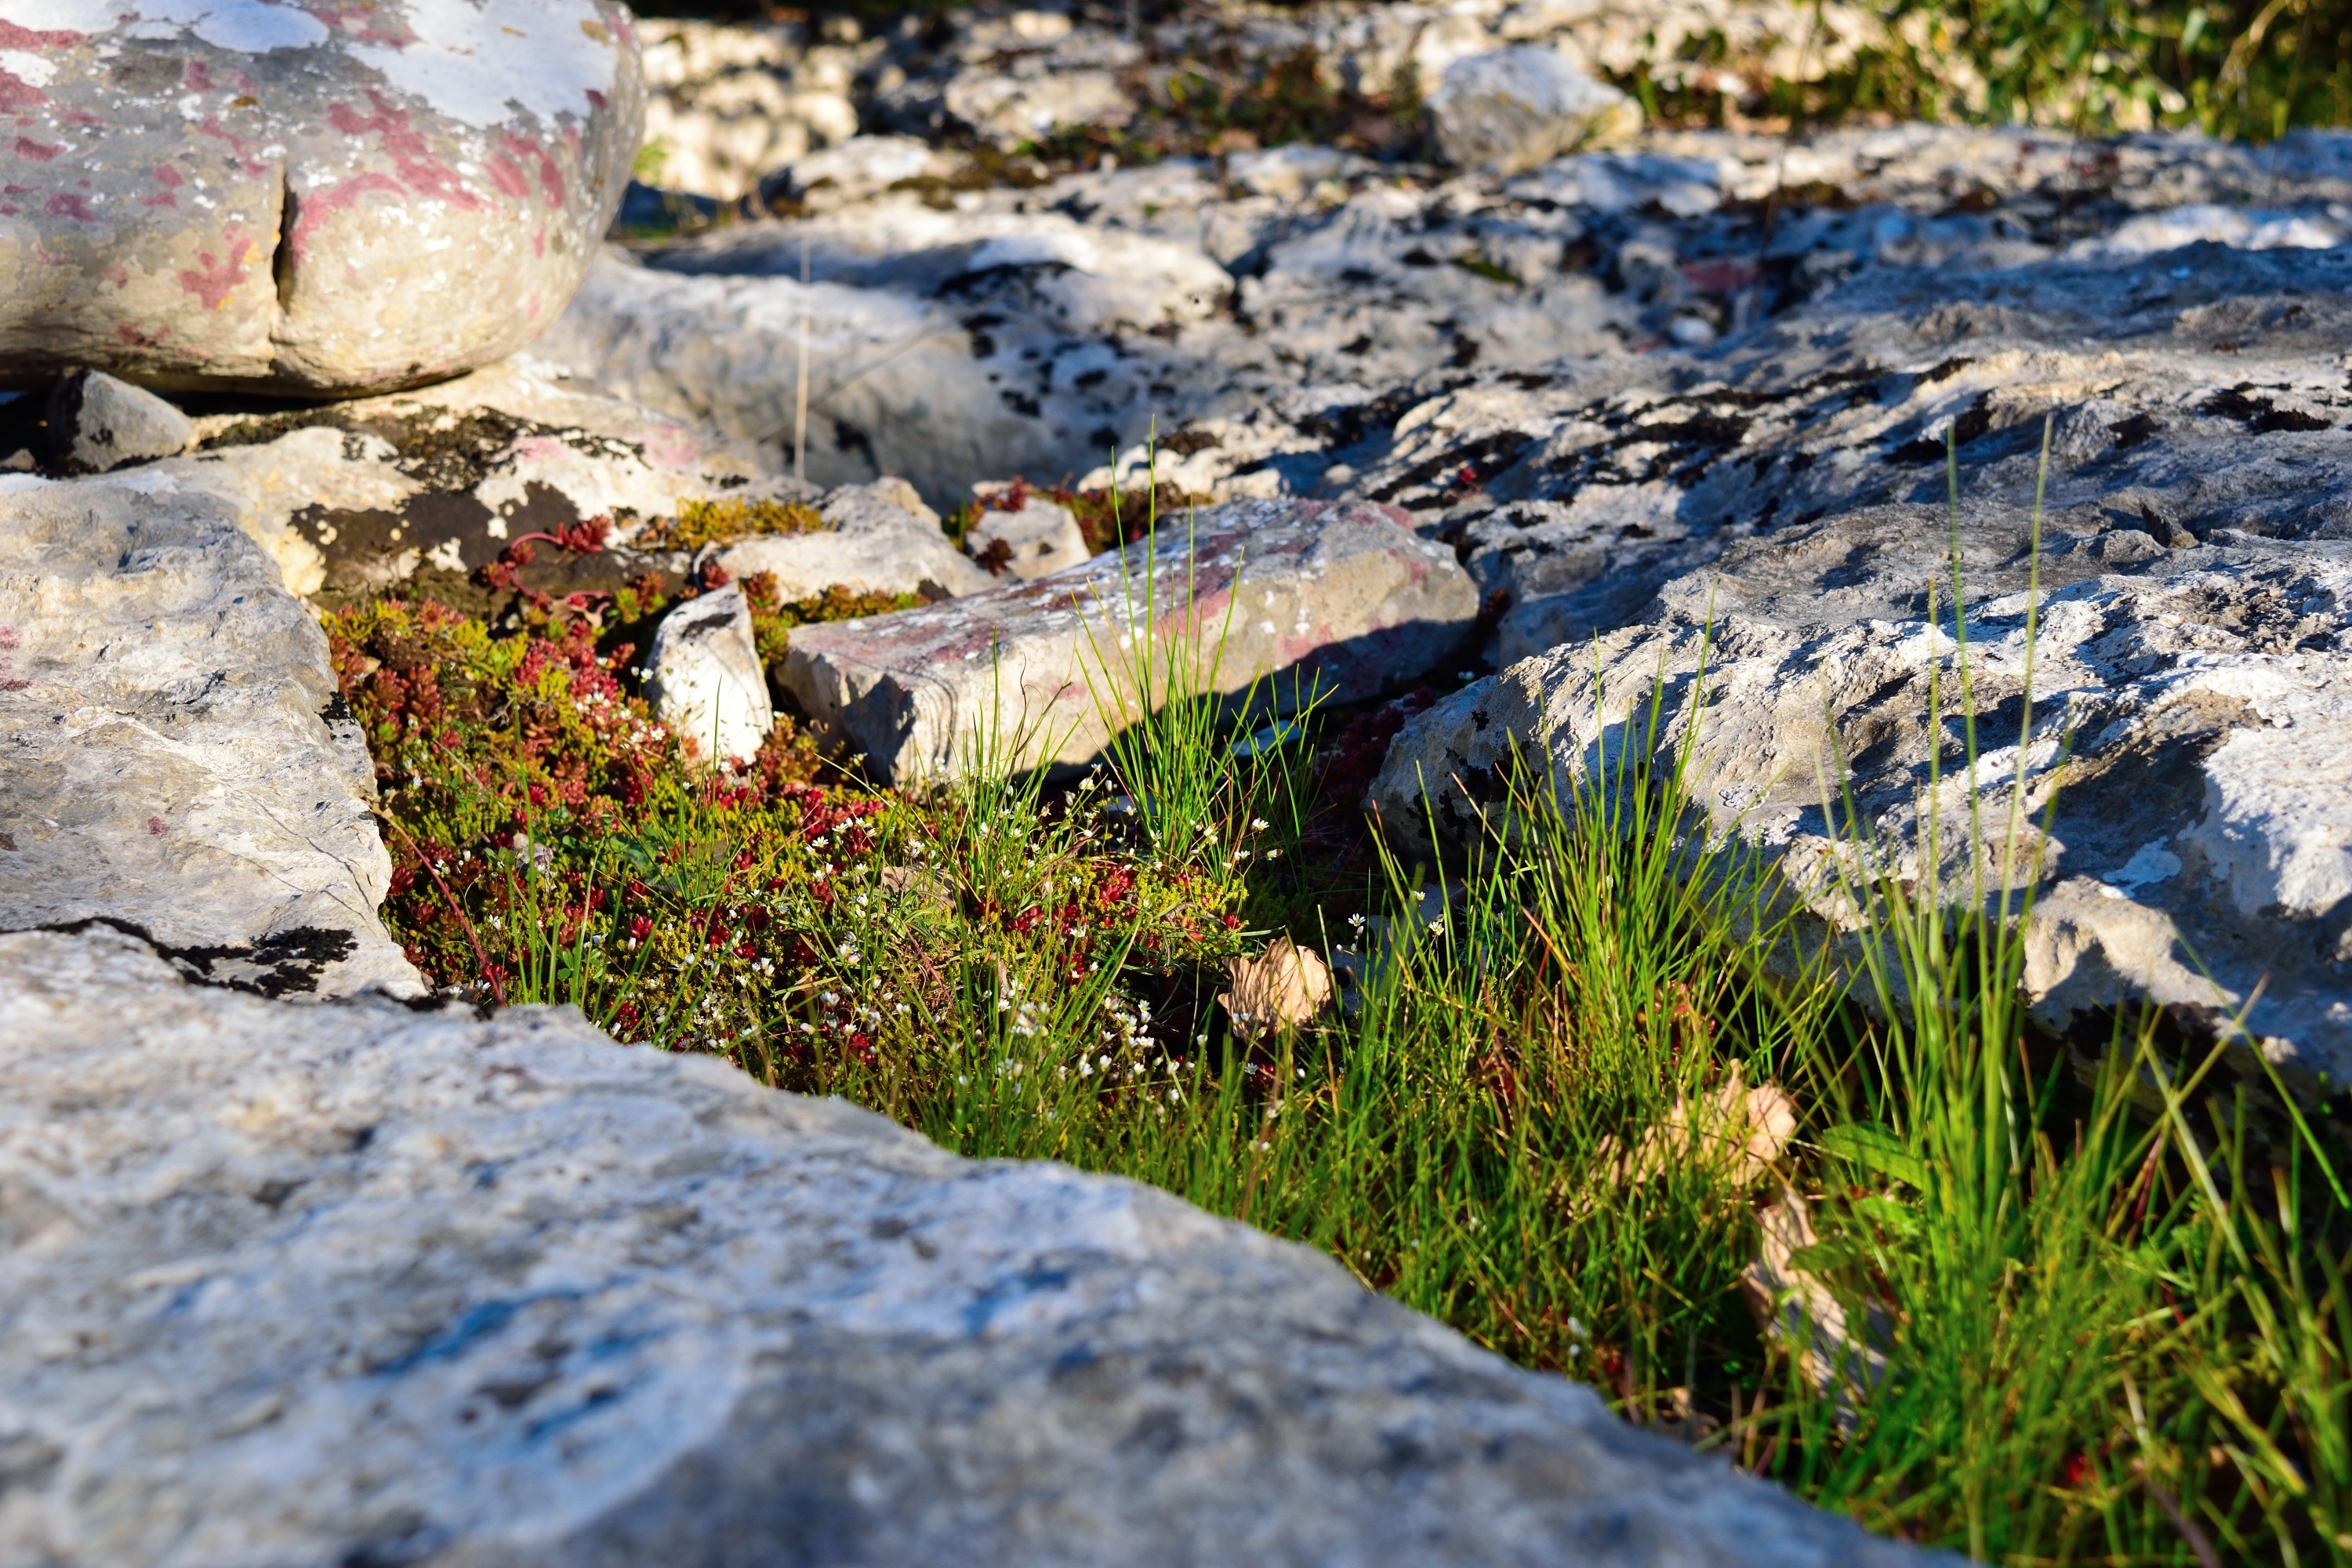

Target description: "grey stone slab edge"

left=0, top=926, right=1939, bottom=1567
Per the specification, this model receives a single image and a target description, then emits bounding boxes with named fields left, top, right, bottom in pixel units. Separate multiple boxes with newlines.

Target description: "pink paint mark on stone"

left=585, top=88, right=605, bottom=111
left=485, top=151, right=529, bottom=201
left=329, top=91, right=483, bottom=210
left=146, top=816, right=167, bottom=836
left=142, top=162, right=181, bottom=206
left=12, top=136, right=60, bottom=161
left=104, top=265, right=127, bottom=287
left=114, top=321, right=171, bottom=347
left=0, top=18, right=86, bottom=48
left=0, top=70, right=45, bottom=112
left=288, top=171, right=405, bottom=263
left=499, top=132, right=563, bottom=205
left=177, top=230, right=254, bottom=310
left=184, top=59, right=215, bottom=94
left=531, top=224, right=545, bottom=257
left=303, top=0, right=414, bottom=47
left=43, top=191, right=92, bottom=221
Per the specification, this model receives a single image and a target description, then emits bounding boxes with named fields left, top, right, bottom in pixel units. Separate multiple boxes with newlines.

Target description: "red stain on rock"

left=44, top=191, right=93, bottom=221
left=0, top=18, right=85, bottom=48
left=531, top=225, right=545, bottom=257
left=104, top=265, right=126, bottom=287
left=114, top=321, right=172, bottom=347
left=329, top=91, right=483, bottom=211
left=146, top=816, right=167, bottom=836
left=142, top=163, right=181, bottom=206
left=11, top=136, right=60, bottom=161
left=177, top=230, right=253, bottom=310
left=184, top=59, right=215, bottom=93
left=485, top=151, right=530, bottom=201
left=499, top=132, right=563, bottom=205
left=0, top=69, right=45, bottom=113
left=287, top=171, right=404, bottom=263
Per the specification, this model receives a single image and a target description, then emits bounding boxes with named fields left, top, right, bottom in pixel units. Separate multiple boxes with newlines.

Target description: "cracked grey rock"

left=44, top=372, right=191, bottom=474
left=0, top=473, right=417, bottom=998
left=0, top=0, right=642, bottom=394
left=0, top=923, right=1938, bottom=1568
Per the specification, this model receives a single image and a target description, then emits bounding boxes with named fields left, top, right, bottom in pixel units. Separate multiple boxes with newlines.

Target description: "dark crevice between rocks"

left=11, top=915, right=354, bottom=1000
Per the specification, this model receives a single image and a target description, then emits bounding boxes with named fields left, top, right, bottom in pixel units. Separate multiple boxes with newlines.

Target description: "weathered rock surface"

left=967, top=494, right=1091, bottom=580
left=0, top=0, right=644, bottom=394
left=644, top=583, right=771, bottom=767
left=0, top=923, right=1933, bottom=1568
left=1428, top=46, right=1640, bottom=174
left=715, top=476, right=992, bottom=602
left=136, top=358, right=789, bottom=605
left=43, top=372, right=191, bottom=474
left=564, top=115, right=2352, bottom=513
left=1373, top=520, right=2352, bottom=1091
left=784, top=499, right=1475, bottom=782
left=0, top=474, right=416, bottom=997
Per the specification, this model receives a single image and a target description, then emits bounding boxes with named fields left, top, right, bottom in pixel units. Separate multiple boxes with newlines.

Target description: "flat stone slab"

left=0, top=925, right=1935, bottom=1568
left=0, top=471, right=416, bottom=997
left=782, top=499, right=1476, bottom=783
left=0, top=0, right=643, bottom=394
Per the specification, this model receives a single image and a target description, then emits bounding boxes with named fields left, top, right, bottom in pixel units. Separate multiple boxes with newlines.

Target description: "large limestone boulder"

left=783, top=499, right=1477, bottom=783
left=0, top=0, right=644, bottom=395
left=0, top=472, right=417, bottom=997
left=0, top=924, right=1933, bottom=1567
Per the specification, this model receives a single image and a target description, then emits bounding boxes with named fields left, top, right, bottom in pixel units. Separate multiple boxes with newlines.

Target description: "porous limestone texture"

left=0, top=923, right=1936, bottom=1568
left=0, top=474, right=416, bottom=997
left=644, top=582, right=771, bottom=767
left=146, top=357, right=792, bottom=605
left=558, top=118, right=2352, bottom=512
left=0, top=0, right=644, bottom=394
left=1371, top=522, right=2352, bottom=1091
left=967, top=495, right=1091, bottom=580
left=1428, top=46, right=1641, bottom=173
left=714, top=477, right=993, bottom=602
left=783, top=499, right=1475, bottom=783
left=43, top=371, right=191, bottom=474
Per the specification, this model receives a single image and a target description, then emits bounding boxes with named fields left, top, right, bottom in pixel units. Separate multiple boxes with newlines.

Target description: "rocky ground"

left=2, top=0, right=2349, bottom=1559
left=558, top=5, right=2352, bottom=1099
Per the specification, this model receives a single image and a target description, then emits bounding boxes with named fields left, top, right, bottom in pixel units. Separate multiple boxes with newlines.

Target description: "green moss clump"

left=641, top=496, right=829, bottom=552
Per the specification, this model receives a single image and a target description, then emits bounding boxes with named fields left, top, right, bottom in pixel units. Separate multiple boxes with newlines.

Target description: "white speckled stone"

left=0, top=470, right=418, bottom=996
left=0, top=923, right=1941, bottom=1568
